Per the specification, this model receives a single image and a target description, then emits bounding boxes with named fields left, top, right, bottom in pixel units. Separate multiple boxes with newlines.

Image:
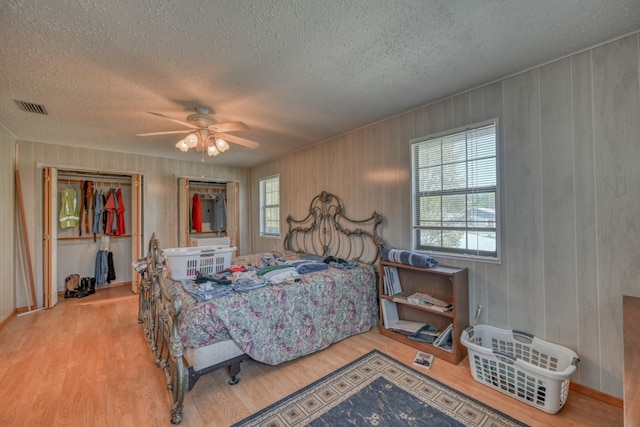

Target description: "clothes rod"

left=59, top=178, right=131, bottom=186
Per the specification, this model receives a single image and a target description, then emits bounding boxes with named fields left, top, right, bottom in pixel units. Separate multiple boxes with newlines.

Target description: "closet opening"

left=177, top=178, right=239, bottom=253
left=44, top=167, right=143, bottom=308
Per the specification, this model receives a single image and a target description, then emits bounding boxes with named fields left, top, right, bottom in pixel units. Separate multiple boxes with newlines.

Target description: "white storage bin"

left=163, top=246, right=236, bottom=280
left=461, top=324, right=579, bottom=414
left=190, top=236, right=231, bottom=247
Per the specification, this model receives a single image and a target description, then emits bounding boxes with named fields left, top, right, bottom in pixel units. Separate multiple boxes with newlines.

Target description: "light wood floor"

left=0, top=287, right=622, bottom=427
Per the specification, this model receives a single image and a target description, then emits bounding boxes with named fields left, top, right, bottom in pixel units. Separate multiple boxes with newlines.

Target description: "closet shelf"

left=58, top=234, right=132, bottom=242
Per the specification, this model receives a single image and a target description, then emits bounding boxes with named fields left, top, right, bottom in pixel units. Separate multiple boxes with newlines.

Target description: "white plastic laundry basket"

left=461, top=324, right=579, bottom=414
left=163, top=245, right=236, bottom=280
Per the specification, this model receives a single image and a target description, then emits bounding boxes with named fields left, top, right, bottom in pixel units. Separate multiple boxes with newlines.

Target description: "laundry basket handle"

left=493, top=350, right=517, bottom=364
left=512, top=329, right=534, bottom=344
left=463, top=325, right=474, bottom=339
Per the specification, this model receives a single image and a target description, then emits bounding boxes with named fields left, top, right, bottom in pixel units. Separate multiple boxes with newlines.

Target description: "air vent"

left=14, top=100, right=48, bottom=115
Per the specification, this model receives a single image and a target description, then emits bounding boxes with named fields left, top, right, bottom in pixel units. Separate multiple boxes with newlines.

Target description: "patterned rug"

left=233, top=350, right=528, bottom=426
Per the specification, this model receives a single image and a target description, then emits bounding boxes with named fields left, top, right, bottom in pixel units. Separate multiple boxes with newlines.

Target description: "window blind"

left=411, top=121, right=498, bottom=259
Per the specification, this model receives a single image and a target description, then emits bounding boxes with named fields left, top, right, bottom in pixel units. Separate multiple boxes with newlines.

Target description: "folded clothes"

left=381, top=247, right=438, bottom=268
left=233, top=279, right=269, bottom=292
left=260, top=252, right=284, bottom=266
left=328, top=260, right=360, bottom=270
left=257, top=264, right=295, bottom=276
left=233, top=270, right=269, bottom=292
left=300, top=253, right=325, bottom=262
left=285, top=259, right=329, bottom=274
left=181, top=280, right=233, bottom=302
left=261, top=267, right=300, bottom=284
left=194, top=271, right=232, bottom=285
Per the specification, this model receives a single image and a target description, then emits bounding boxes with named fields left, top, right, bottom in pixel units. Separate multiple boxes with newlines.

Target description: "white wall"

left=250, top=33, right=640, bottom=398
left=14, top=141, right=250, bottom=309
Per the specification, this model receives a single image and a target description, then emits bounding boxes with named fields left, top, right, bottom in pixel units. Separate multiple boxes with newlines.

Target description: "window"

left=260, top=175, right=280, bottom=236
left=411, top=120, right=499, bottom=260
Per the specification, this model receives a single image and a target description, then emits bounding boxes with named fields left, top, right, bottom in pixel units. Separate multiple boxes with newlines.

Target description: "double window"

left=259, top=175, right=280, bottom=236
left=411, top=120, right=499, bottom=261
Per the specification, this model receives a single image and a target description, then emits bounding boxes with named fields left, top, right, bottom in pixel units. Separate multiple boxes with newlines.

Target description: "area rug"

left=233, top=349, right=528, bottom=426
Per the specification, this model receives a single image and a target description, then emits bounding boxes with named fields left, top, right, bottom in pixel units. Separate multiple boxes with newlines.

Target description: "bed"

left=138, top=191, right=384, bottom=424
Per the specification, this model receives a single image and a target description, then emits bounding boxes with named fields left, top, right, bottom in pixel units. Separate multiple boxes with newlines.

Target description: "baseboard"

left=0, top=309, right=18, bottom=331
left=570, top=382, right=624, bottom=408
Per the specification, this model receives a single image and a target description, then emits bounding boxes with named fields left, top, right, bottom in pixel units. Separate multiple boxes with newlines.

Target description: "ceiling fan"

left=137, top=106, right=259, bottom=157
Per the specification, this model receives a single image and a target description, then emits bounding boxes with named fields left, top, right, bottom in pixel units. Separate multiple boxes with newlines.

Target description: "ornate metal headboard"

left=283, top=191, right=384, bottom=264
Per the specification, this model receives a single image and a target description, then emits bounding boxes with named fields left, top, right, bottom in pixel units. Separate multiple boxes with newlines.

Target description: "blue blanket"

left=381, top=247, right=438, bottom=268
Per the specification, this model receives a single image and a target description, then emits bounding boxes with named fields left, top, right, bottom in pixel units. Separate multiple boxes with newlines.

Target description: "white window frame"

left=410, top=119, right=500, bottom=262
left=259, top=175, right=280, bottom=237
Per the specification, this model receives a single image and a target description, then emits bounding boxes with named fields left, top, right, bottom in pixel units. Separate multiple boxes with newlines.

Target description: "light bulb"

left=207, top=145, right=219, bottom=156
left=215, top=137, right=229, bottom=152
left=175, top=140, right=189, bottom=152
left=185, top=133, right=198, bottom=148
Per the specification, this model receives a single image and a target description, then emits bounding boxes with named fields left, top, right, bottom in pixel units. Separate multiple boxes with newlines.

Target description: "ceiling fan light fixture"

left=175, top=140, right=189, bottom=152
left=140, top=108, right=259, bottom=158
left=215, top=137, right=229, bottom=152
left=207, top=145, right=219, bottom=156
left=185, top=133, right=198, bottom=148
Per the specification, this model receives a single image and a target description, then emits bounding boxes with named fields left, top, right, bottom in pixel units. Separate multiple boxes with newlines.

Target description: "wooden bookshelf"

left=378, top=261, right=469, bottom=365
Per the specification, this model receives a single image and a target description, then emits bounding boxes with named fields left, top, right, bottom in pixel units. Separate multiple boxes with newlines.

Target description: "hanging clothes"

left=78, top=180, right=93, bottom=236
left=116, top=188, right=126, bottom=235
left=95, top=250, right=109, bottom=285
left=59, top=187, right=79, bottom=229
left=78, top=182, right=85, bottom=236
left=111, top=188, right=120, bottom=235
left=104, top=189, right=117, bottom=235
left=210, top=194, right=226, bottom=232
left=192, top=193, right=203, bottom=232
left=101, top=192, right=108, bottom=233
left=107, top=251, right=116, bottom=283
left=84, top=181, right=93, bottom=235
left=95, top=236, right=115, bottom=285
left=92, top=189, right=102, bottom=237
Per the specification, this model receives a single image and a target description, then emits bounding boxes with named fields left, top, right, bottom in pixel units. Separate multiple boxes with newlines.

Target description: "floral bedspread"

left=162, top=251, right=379, bottom=365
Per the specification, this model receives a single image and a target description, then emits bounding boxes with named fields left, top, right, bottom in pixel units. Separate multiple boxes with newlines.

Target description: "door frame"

left=42, top=165, right=144, bottom=303
left=176, top=175, right=240, bottom=251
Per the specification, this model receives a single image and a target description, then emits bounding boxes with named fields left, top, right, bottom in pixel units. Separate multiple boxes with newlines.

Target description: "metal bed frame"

left=138, top=191, right=384, bottom=424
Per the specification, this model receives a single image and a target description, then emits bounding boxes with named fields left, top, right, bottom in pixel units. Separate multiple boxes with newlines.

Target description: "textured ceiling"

left=1, top=0, right=639, bottom=167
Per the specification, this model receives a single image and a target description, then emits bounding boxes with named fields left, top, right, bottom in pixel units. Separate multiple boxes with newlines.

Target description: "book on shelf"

left=433, top=323, right=454, bottom=351
left=407, top=292, right=453, bottom=311
left=408, top=332, right=436, bottom=344
left=408, top=324, right=442, bottom=343
left=383, top=265, right=402, bottom=296
left=412, top=351, right=434, bottom=369
left=390, top=320, right=426, bottom=335
left=380, top=299, right=425, bottom=334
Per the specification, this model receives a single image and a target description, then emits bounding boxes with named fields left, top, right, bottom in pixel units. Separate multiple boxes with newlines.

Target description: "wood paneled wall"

left=8, top=141, right=250, bottom=311
left=250, top=33, right=640, bottom=398
left=0, top=128, right=16, bottom=322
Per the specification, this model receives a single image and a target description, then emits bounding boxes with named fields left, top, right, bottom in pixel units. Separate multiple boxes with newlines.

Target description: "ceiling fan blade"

left=147, top=111, right=197, bottom=129
left=219, top=133, right=260, bottom=149
left=208, top=121, right=250, bottom=133
left=137, top=130, right=191, bottom=136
